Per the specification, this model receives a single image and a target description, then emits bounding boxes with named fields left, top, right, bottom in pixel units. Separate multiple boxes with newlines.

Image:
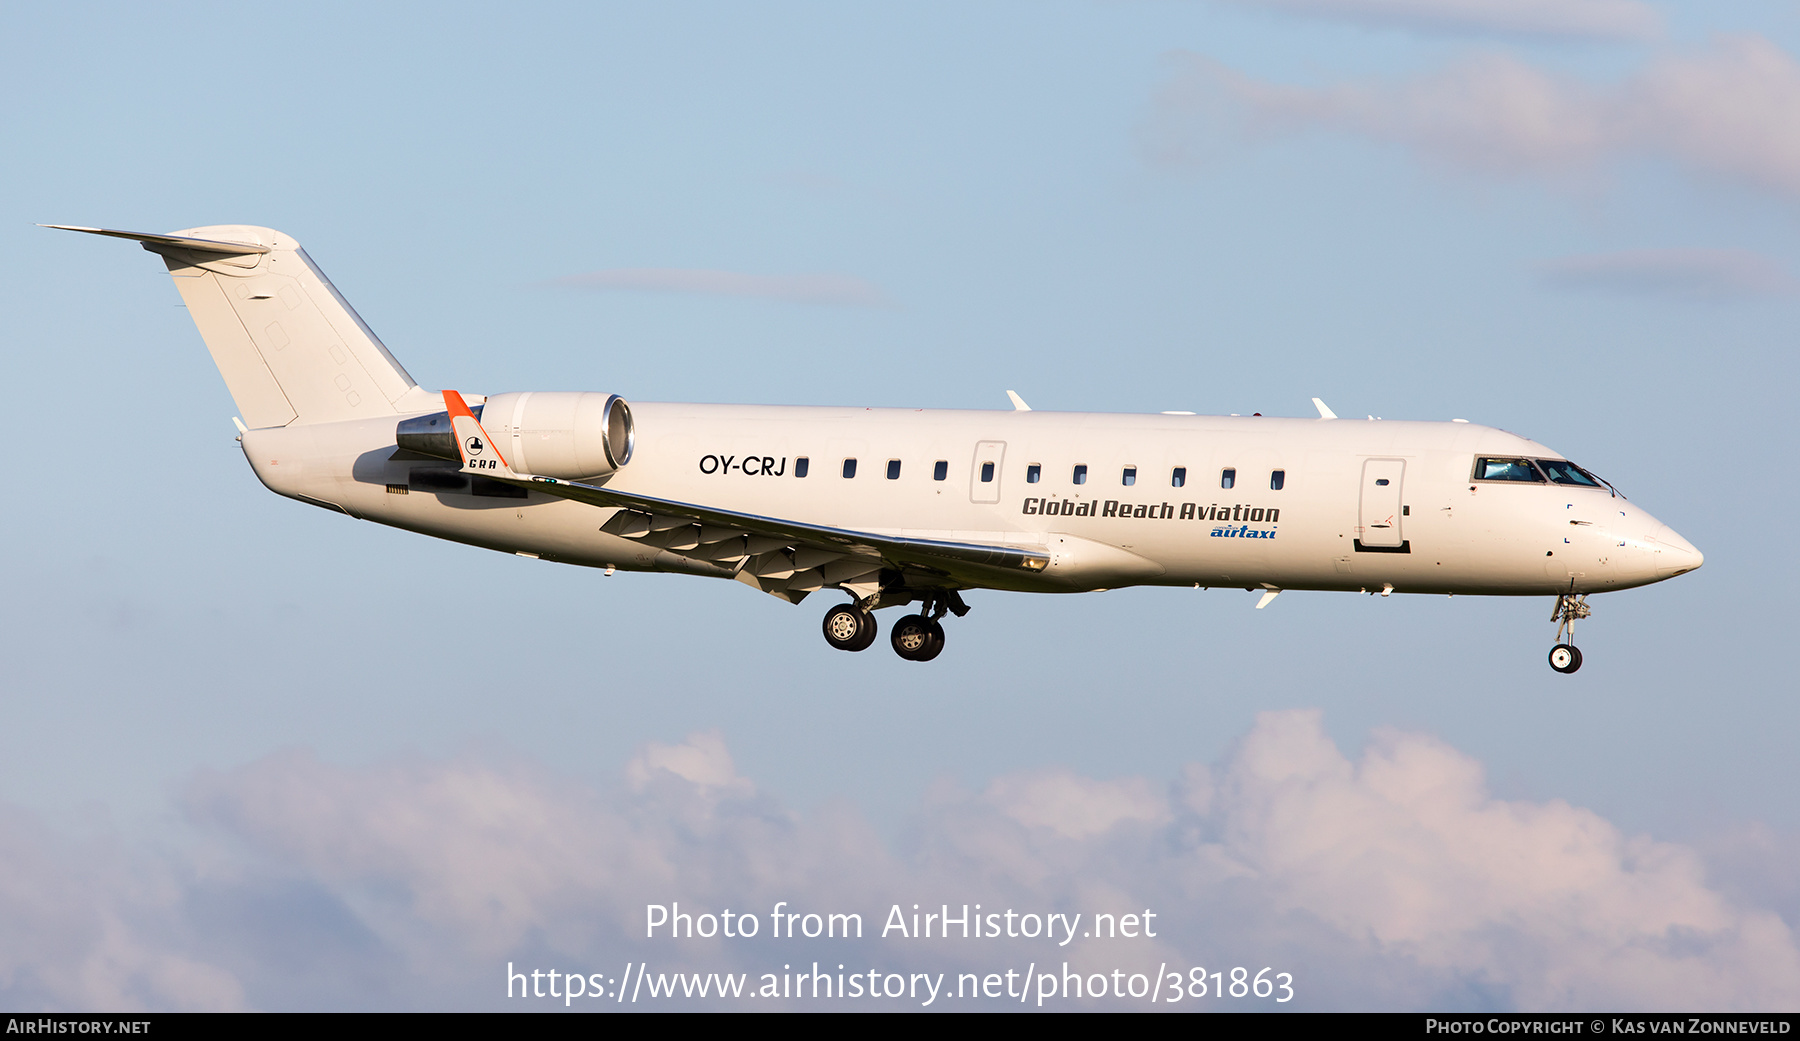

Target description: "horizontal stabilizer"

left=41, top=224, right=270, bottom=256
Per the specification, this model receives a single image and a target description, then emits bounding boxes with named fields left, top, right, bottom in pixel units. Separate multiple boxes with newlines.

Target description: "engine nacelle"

left=396, top=391, right=634, bottom=479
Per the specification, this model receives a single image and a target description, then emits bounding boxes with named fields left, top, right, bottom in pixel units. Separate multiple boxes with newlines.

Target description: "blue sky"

left=1, top=0, right=1796, bottom=1011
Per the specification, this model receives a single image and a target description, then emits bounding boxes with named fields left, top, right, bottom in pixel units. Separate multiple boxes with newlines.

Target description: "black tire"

left=890, top=614, right=937, bottom=661
left=915, top=619, right=946, bottom=662
left=1548, top=643, right=1583, bottom=674
left=848, top=609, right=879, bottom=651
left=823, top=604, right=875, bottom=652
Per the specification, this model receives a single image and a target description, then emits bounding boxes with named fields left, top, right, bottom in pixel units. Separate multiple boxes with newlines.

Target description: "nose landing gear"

left=1549, top=593, right=1591, bottom=674
left=1549, top=643, right=1583, bottom=673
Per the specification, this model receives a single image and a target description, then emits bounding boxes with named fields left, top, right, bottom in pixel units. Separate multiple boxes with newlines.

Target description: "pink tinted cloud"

left=3, top=713, right=1797, bottom=1009
left=551, top=268, right=891, bottom=307
left=1541, top=249, right=1796, bottom=300
left=1147, top=36, right=1800, bottom=199
left=1223, top=0, right=1661, bottom=41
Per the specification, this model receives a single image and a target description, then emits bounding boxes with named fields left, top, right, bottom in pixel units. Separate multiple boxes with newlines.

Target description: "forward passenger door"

left=970, top=441, right=1006, bottom=504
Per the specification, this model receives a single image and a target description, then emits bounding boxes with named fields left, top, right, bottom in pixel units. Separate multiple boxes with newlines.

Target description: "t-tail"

left=43, top=224, right=436, bottom=427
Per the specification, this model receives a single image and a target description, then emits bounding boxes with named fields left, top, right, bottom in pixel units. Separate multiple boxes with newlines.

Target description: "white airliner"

left=53, top=224, right=1704, bottom=671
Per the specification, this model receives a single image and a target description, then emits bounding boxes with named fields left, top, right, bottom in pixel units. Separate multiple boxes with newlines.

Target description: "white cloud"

left=0, top=806, right=245, bottom=1011
left=625, top=729, right=754, bottom=795
left=550, top=268, right=890, bottom=307
left=2, top=713, right=1796, bottom=1010
left=1147, top=36, right=1800, bottom=200
left=983, top=769, right=1169, bottom=840
left=1222, top=0, right=1662, bottom=41
left=1540, top=249, right=1796, bottom=300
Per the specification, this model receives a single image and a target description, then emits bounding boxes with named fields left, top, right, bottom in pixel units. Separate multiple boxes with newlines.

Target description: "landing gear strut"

left=1549, top=593, right=1590, bottom=674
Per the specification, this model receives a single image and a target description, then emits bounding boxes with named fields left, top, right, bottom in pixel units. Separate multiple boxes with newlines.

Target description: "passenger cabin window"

left=1474, top=457, right=1543, bottom=482
left=794, top=457, right=809, bottom=478
left=933, top=460, right=948, bottom=481
left=1221, top=468, right=1236, bottom=489
left=1026, top=464, right=1041, bottom=483
left=842, top=458, right=857, bottom=479
left=1270, top=470, right=1285, bottom=491
left=1171, top=467, right=1186, bottom=488
left=1073, top=464, right=1088, bottom=485
left=1122, top=466, right=1137, bottom=486
left=887, top=459, right=902, bottom=480
left=1538, top=459, right=1604, bottom=487
left=980, top=462, right=995, bottom=483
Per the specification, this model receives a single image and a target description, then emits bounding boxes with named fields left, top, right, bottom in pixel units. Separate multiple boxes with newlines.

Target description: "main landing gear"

left=1548, top=592, right=1591, bottom=674
left=890, top=614, right=945, bottom=662
left=821, top=591, right=966, bottom=661
left=822, top=603, right=879, bottom=652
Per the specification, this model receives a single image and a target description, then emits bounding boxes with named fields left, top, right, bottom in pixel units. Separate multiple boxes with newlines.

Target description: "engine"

left=396, top=391, right=634, bottom=479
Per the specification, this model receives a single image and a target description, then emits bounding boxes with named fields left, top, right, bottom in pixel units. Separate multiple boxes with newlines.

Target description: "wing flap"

left=511, top=474, right=1050, bottom=585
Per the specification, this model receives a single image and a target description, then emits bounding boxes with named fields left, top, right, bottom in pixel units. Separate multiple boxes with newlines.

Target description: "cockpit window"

left=1473, top=457, right=1544, bottom=482
left=1537, top=459, right=1604, bottom=488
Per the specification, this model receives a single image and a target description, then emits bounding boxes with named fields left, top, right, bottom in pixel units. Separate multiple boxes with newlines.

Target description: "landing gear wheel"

left=919, top=619, right=945, bottom=661
left=823, top=604, right=877, bottom=652
left=1548, top=643, right=1583, bottom=674
left=890, top=614, right=945, bottom=661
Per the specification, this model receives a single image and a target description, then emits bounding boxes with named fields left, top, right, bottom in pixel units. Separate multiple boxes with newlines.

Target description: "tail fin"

left=48, top=224, right=427, bottom=427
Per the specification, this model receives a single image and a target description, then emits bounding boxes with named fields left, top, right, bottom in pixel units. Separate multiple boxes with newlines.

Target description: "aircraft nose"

left=1654, top=525, right=1704, bottom=579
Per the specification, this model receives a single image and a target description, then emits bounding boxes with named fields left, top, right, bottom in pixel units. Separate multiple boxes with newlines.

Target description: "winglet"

left=1312, top=397, right=1337, bottom=420
left=1006, top=390, right=1032, bottom=412
left=443, top=389, right=515, bottom=475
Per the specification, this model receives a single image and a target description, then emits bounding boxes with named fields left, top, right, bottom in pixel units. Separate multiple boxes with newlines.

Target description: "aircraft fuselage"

left=241, top=403, right=1701, bottom=598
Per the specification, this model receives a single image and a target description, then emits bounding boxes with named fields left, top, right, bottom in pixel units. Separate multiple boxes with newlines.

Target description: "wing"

left=437, top=392, right=1048, bottom=603
left=538, top=473, right=1050, bottom=600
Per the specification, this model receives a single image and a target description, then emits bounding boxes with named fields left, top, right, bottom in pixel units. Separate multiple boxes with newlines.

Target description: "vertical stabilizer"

left=48, top=224, right=422, bottom=428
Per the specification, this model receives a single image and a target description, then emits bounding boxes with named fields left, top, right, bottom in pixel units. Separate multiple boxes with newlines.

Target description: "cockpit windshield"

left=1537, top=459, right=1604, bottom=488
left=1473, top=457, right=1543, bottom=482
